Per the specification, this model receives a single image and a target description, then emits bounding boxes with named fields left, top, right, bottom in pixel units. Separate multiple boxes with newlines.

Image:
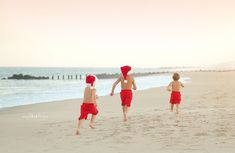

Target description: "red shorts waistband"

left=82, top=103, right=95, bottom=105
left=121, top=89, right=132, bottom=92
left=171, top=91, right=180, bottom=93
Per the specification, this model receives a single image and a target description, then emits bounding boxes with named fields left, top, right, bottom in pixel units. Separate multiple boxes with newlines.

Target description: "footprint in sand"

left=194, top=132, right=209, bottom=136
left=214, top=128, right=228, bottom=137
left=231, top=134, right=235, bottom=137
left=216, top=133, right=227, bottom=137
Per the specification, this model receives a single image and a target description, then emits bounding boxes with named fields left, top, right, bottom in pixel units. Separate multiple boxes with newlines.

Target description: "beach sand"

left=0, top=72, right=235, bottom=153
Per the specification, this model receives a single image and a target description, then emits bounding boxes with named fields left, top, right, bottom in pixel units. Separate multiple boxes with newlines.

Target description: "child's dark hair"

left=172, top=73, right=180, bottom=81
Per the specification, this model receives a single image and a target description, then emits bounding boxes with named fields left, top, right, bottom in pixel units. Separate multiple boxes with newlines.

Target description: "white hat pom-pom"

left=86, top=84, right=94, bottom=89
left=124, top=80, right=128, bottom=83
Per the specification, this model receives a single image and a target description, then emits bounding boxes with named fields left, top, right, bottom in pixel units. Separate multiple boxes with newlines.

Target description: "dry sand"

left=0, top=72, right=235, bottom=153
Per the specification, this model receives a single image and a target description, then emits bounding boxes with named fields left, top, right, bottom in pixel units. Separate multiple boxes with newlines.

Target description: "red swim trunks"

left=170, top=91, right=181, bottom=104
left=79, top=103, right=98, bottom=120
left=120, top=89, right=133, bottom=107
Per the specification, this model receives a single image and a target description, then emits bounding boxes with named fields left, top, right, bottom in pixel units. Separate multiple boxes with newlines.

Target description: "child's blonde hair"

left=172, top=73, right=180, bottom=81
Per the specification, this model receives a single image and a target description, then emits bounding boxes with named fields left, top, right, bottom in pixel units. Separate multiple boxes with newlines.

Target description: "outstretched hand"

left=167, top=88, right=171, bottom=92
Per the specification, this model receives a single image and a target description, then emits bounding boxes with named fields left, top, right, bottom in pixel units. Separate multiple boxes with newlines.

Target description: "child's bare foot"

left=89, top=123, right=95, bottom=129
left=76, top=129, right=80, bottom=135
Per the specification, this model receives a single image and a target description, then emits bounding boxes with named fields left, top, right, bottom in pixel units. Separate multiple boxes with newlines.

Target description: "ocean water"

left=0, top=67, right=191, bottom=108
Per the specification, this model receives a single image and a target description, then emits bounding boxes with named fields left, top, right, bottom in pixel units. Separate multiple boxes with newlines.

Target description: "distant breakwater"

left=2, top=72, right=170, bottom=80
left=1, top=69, right=235, bottom=80
left=6, top=74, right=49, bottom=80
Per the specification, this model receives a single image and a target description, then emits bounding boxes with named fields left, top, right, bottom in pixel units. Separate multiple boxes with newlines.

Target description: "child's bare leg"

left=122, top=106, right=127, bottom=121
left=170, top=104, right=174, bottom=112
left=76, top=119, right=84, bottom=135
left=176, top=104, right=180, bottom=114
left=89, top=115, right=96, bottom=129
left=123, top=106, right=129, bottom=122
left=126, top=106, right=130, bottom=119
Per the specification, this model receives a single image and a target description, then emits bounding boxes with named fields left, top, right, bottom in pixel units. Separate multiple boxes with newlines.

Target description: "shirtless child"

left=76, top=74, right=98, bottom=135
left=110, top=65, right=137, bottom=121
left=167, top=73, right=184, bottom=114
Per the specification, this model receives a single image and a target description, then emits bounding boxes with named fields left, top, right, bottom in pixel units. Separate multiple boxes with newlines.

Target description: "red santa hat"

left=86, top=74, right=97, bottom=89
left=120, top=65, right=132, bottom=83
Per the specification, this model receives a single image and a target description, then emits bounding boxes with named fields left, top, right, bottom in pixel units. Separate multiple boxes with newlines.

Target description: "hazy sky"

left=1, top=0, right=235, bottom=67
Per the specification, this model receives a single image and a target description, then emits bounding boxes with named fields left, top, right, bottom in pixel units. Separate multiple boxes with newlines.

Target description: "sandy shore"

left=0, top=72, right=235, bottom=153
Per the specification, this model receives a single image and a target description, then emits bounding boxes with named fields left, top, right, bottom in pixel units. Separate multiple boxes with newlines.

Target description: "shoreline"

left=0, top=84, right=167, bottom=112
left=0, top=72, right=190, bottom=109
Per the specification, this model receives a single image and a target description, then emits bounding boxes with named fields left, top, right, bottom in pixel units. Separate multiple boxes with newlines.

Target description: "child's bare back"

left=168, top=81, right=184, bottom=92
left=120, top=75, right=137, bottom=90
left=83, top=87, right=96, bottom=104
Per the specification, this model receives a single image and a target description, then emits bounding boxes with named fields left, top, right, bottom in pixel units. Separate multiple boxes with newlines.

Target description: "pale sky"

left=1, top=0, right=235, bottom=67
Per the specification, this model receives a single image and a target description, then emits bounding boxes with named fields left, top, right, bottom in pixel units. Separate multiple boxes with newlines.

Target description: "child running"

left=76, top=74, right=98, bottom=135
left=167, top=73, right=184, bottom=114
left=110, top=65, right=137, bottom=121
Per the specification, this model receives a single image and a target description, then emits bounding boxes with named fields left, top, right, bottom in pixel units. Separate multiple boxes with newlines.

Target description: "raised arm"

left=91, top=89, right=97, bottom=105
left=132, top=78, right=137, bottom=90
left=180, top=82, right=184, bottom=88
left=167, top=82, right=172, bottom=91
left=110, top=76, right=121, bottom=96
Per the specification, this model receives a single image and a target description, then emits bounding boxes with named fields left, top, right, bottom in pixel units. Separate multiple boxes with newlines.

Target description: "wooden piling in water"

left=50, top=74, right=85, bottom=80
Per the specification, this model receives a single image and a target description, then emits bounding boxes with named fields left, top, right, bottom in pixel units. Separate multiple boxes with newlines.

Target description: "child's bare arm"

left=132, top=78, right=137, bottom=90
left=92, top=89, right=97, bottom=105
left=167, top=82, right=172, bottom=91
left=180, top=82, right=184, bottom=88
left=110, top=76, right=121, bottom=96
